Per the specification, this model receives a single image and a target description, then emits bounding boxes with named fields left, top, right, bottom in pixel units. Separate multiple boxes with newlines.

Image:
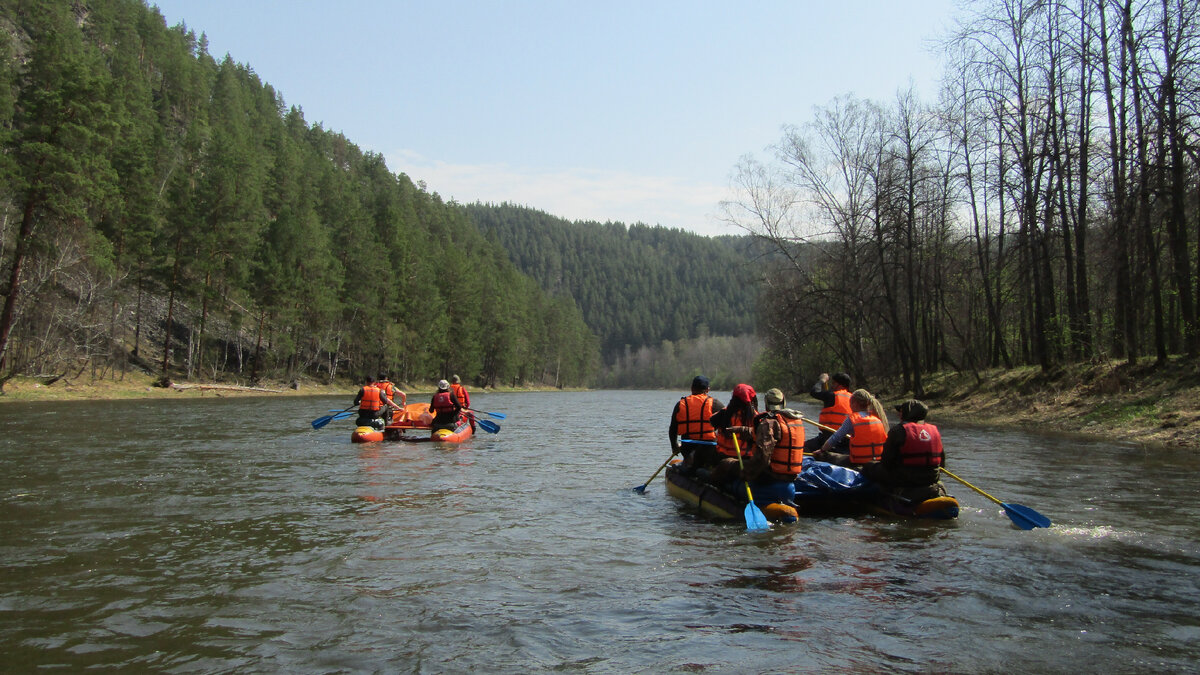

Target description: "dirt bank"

left=918, top=359, right=1200, bottom=449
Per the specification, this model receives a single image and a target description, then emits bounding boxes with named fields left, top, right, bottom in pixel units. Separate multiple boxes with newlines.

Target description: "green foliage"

left=0, top=0, right=598, bottom=389
left=463, top=203, right=759, bottom=361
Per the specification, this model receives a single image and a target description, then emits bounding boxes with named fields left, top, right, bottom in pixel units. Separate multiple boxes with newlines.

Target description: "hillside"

left=463, top=203, right=759, bottom=359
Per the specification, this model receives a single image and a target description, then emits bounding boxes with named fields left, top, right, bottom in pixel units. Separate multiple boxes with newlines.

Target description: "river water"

left=1, top=390, right=1198, bottom=673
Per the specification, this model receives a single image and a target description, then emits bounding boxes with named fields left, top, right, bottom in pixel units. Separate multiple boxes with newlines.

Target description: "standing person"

left=429, top=379, right=463, bottom=431
left=744, top=388, right=806, bottom=499
left=375, top=373, right=406, bottom=425
left=449, top=375, right=470, bottom=410
left=806, top=372, right=853, bottom=452
left=707, top=383, right=758, bottom=485
left=861, top=399, right=946, bottom=498
left=812, top=389, right=889, bottom=468
left=668, top=375, right=724, bottom=471
left=354, top=375, right=403, bottom=430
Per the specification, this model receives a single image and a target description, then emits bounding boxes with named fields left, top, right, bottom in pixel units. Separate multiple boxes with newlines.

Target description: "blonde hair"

left=851, top=388, right=889, bottom=427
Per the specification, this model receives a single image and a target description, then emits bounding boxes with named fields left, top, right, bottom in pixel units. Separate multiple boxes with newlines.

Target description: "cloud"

left=385, top=150, right=739, bottom=237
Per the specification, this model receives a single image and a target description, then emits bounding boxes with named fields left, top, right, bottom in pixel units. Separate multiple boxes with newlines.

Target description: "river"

left=1, top=390, right=1197, bottom=673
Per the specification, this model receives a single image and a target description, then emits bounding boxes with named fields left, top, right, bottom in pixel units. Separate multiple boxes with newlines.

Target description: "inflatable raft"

left=665, top=458, right=958, bottom=523
left=350, top=402, right=475, bottom=444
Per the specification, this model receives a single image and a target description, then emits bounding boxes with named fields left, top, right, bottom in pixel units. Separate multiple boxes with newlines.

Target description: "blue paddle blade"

left=633, top=484, right=648, bottom=494
left=477, top=419, right=500, bottom=434
left=1003, top=502, right=1052, bottom=530
left=745, top=503, right=770, bottom=531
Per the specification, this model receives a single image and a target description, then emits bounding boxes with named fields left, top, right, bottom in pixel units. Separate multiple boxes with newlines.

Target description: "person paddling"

left=860, top=399, right=947, bottom=500
left=812, top=389, right=889, bottom=468
left=668, top=375, right=724, bottom=472
left=707, top=383, right=758, bottom=486
left=806, top=372, right=853, bottom=453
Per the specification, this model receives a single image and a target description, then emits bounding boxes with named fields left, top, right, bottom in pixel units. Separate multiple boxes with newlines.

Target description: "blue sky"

left=150, top=1, right=959, bottom=236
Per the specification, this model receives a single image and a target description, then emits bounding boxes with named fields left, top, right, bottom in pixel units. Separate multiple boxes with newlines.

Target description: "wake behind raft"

left=665, top=457, right=960, bottom=524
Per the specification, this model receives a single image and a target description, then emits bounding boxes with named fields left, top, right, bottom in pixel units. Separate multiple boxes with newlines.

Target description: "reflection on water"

left=1, top=391, right=1198, bottom=672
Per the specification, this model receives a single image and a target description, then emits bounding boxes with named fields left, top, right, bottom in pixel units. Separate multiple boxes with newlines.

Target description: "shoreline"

left=3, top=360, right=1194, bottom=449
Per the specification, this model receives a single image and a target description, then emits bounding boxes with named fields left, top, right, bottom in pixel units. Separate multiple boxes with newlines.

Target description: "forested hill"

left=0, top=0, right=598, bottom=390
left=463, top=204, right=759, bottom=360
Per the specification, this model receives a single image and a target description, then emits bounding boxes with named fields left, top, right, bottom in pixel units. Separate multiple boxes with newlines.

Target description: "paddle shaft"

left=938, top=467, right=1005, bottom=507
left=799, top=416, right=838, bottom=434
left=634, top=454, right=675, bottom=493
left=731, top=433, right=754, bottom=502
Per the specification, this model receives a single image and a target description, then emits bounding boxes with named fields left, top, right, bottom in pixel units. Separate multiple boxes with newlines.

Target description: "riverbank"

left=0, top=373, right=574, bottom=402
left=919, top=358, right=1200, bottom=448
left=3, top=360, right=1194, bottom=448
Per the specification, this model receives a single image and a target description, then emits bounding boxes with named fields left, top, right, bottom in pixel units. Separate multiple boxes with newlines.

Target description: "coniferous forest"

left=0, top=0, right=611, bottom=391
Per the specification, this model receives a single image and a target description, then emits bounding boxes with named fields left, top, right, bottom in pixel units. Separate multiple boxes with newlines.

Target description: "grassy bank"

left=920, top=358, right=1200, bottom=448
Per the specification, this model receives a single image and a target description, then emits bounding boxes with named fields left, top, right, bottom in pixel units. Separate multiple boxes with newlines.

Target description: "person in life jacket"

left=449, top=375, right=470, bottom=410
left=354, top=375, right=404, bottom=429
left=743, top=388, right=806, bottom=503
left=375, top=372, right=406, bottom=426
left=812, top=389, right=890, bottom=468
left=805, top=372, right=854, bottom=453
left=861, top=399, right=946, bottom=493
left=706, top=383, right=758, bottom=486
left=668, top=375, right=724, bottom=471
left=429, top=379, right=463, bottom=431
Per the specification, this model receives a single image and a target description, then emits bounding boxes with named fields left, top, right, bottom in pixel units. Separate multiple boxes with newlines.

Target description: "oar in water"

left=632, top=439, right=716, bottom=494
left=733, top=433, right=770, bottom=531
left=466, top=408, right=506, bottom=419
left=633, top=454, right=675, bottom=494
left=475, top=418, right=500, bottom=434
left=312, top=405, right=356, bottom=430
left=939, top=467, right=1052, bottom=530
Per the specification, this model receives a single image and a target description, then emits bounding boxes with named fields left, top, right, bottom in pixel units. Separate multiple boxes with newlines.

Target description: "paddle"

left=732, top=433, right=770, bottom=531
left=633, top=454, right=674, bottom=494
left=633, top=439, right=715, bottom=494
left=466, top=408, right=506, bottom=420
left=312, top=405, right=356, bottom=430
left=475, top=418, right=500, bottom=434
left=801, top=413, right=840, bottom=432
left=939, top=467, right=1052, bottom=530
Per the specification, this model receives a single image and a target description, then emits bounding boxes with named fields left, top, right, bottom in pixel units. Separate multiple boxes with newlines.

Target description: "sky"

left=149, top=1, right=960, bottom=237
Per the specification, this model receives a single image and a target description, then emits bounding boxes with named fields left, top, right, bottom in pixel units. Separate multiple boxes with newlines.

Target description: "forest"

left=724, top=0, right=1200, bottom=397
left=5, top=0, right=1198, bottom=400
left=462, top=204, right=757, bottom=359
left=0, top=0, right=602, bottom=392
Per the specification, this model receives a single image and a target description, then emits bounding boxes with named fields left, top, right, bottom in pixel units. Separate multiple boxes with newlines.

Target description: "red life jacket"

left=847, top=411, right=887, bottom=464
left=767, top=412, right=806, bottom=477
left=358, top=385, right=382, bottom=412
left=674, top=394, right=716, bottom=442
left=900, top=422, right=944, bottom=467
left=715, top=407, right=754, bottom=459
left=431, top=391, right=456, bottom=414
left=818, top=389, right=853, bottom=429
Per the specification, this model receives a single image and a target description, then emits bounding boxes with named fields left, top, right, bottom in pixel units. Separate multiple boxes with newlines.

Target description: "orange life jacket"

left=715, top=407, right=754, bottom=459
left=846, top=411, right=887, bottom=464
left=377, top=381, right=405, bottom=406
left=900, top=422, right=944, bottom=467
left=450, top=383, right=469, bottom=408
left=818, top=389, right=853, bottom=429
left=358, top=385, right=382, bottom=412
left=674, top=394, right=716, bottom=442
left=766, top=412, right=806, bottom=477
